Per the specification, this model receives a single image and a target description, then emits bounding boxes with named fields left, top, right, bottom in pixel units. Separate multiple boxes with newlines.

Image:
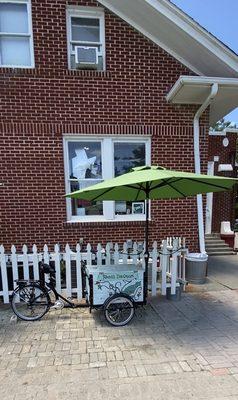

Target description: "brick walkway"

left=2, top=290, right=238, bottom=399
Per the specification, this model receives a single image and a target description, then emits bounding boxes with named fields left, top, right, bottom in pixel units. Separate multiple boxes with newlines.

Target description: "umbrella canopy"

left=66, top=165, right=237, bottom=201
left=66, top=165, right=238, bottom=303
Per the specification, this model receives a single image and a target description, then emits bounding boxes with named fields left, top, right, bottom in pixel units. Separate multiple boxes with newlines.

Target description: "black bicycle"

left=11, top=261, right=135, bottom=326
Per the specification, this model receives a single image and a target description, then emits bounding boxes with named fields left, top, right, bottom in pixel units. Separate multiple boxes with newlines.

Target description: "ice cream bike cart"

left=84, top=261, right=145, bottom=326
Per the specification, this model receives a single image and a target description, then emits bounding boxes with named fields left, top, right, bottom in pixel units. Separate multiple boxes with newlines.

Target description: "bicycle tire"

left=11, top=283, right=51, bottom=321
left=104, top=293, right=135, bottom=327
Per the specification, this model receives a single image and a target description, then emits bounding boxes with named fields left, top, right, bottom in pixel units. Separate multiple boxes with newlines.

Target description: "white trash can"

left=185, top=253, right=208, bottom=284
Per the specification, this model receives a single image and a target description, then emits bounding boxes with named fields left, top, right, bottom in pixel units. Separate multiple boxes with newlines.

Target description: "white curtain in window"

left=0, top=3, right=28, bottom=33
left=0, top=37, right=31, bottom=65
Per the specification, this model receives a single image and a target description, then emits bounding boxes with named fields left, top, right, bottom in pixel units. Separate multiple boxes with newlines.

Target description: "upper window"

left=67, top=7, right=105, bottom=71
left=64, top=137, right=151, bottom=222
left=0, top=0, right=34, bottom=68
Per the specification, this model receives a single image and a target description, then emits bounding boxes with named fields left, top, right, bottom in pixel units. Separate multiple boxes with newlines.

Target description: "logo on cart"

left=95, top=272, right=142, bottom=301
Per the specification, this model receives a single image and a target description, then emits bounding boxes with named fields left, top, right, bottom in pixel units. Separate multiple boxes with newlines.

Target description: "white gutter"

left=194, top=83, right=219, bottom=254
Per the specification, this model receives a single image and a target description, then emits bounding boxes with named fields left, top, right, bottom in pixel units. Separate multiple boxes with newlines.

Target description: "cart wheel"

left=104, top=293, right=135, bottom=327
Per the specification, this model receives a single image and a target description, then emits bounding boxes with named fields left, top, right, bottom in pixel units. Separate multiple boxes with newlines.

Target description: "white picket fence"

left=0, top=238, right=188, bottom=304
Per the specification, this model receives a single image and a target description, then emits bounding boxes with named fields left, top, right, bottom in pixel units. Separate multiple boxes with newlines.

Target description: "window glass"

left=114, top=142, right=146, bottom=216
left=114, top=142, right=146, bottom=177
left=65, top=138, right=149, bottom=221
left=0, top=36, right=30, bottom=65
left=68, top=141, right=103, bottom=217
left=71, top=17, right=100, bottom=42
left=68, top=9, right=104, bottom=71
left=0, top=3, right=28, bottom=34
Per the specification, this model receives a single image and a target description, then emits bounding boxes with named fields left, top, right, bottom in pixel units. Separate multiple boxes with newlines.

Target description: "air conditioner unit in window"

left=75, top=46, right=99, bottom=69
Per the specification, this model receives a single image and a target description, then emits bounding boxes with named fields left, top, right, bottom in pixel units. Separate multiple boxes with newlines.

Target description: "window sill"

left=0, top=66, right=35, bottom=76
left=64, top=218, right=151, bottom=227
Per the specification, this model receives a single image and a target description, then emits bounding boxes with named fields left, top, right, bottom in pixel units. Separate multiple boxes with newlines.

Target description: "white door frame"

left=205, top=161, right=215, bottom=234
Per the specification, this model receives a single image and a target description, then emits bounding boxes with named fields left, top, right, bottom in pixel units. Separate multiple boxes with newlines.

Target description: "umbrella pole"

left=143, top=193, right=149, bottom=304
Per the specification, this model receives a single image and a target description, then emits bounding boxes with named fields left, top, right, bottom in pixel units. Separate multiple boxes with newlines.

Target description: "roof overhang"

left=166, top=76, right=238, bottom=126
left=98, top=0, right=238, bottom=77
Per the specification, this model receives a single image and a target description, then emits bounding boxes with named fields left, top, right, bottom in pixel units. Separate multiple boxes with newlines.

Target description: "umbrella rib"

left=125, top=184, right=142, bottom=190
left=186, top=178, right=234, bottom=191
left=151, top=178, right=183, bottom=191
left=91, top=186, right=115, bottom=201
left=134, top=183, right=145, bottom=201
left=165, top=182, right=186, bottom=197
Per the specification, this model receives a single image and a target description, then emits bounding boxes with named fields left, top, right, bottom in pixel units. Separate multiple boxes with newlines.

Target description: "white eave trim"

left=98, top=0, right=238, bottom=77
left=166, top=76, right=238, bottom=103
left=98, top=0, right=202, bottom=75
left=147, top=0, right=238, bottom=72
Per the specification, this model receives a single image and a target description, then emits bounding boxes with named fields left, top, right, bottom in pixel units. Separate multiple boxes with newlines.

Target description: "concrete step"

left=205, top=238, right=225, bottom=243
left=205, top=234, right=220, bottom=238
left=206, top=247, right=233, bottom=254
left=205, top=241, right=229, bottom=247
left=208, top=251, right=236, bottom=256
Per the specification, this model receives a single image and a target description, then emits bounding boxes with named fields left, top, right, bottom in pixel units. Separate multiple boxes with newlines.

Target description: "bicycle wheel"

left=104, top=294, right=135, bottom=327
left=11, top=283, right=51, bottom=321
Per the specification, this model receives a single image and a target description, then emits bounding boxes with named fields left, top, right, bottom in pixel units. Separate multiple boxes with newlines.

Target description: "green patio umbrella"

left=66, top=165, right=238, bottom=302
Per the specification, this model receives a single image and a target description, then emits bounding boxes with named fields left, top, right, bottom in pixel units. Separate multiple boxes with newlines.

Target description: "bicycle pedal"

left=50, top=299, right=64, bottom=310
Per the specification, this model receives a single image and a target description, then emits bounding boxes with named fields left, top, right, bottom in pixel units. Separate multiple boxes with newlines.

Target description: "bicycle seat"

left=39, top=262, right=55, bottom=275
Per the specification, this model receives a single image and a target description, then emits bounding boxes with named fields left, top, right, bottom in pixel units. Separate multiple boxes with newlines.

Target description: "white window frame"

left=0, top=0, right=34, bottom=68
left=63, top=136, right=151, bottom=223
left=66, top=6, right=106, bottom=71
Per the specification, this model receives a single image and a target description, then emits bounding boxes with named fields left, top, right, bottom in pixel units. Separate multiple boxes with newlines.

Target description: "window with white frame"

left=0, top=0, right=34, bottom=67
left=67, top=6, right=105, bottom=71
left=64, top=137, right=151, bottom=222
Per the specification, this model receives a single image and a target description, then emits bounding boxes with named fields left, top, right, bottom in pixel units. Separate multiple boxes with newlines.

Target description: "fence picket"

left=11, top=245, right=19, bottom=290
left=22, top=245, right=29, bottom=280
left=171, top=239, right=178, bottom=295
left=76, top=244, right=82, bottom=300
left=160, top=240, right=168, bottom=296
left=65, top=244, right=72, bottom=298
left=105, top=243, right=111, bottom=266
left=86, top=243, right=92, bottom=266
left=43, top=244, right=50, bottom=264
left=151, top=241, right=158, bottom=296
left=96, top=243, right=102, bottom=266
left=132, top=242, right=138, bottom=265
left=54, top=244, right=61, bottom=293
left=122, top=242, right=128, bottom=264
left=0, top=246, right=9, bottom=303
left=114, top=243, right=120, bottom=265
left=32, top=244, right=39, bottom=280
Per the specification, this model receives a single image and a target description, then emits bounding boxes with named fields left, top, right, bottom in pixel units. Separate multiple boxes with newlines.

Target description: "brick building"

left=1, top=0, right=238, bottom=252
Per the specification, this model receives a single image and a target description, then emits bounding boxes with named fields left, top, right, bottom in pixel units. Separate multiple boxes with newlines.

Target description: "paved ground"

left=2, top=286, right=238, bottom=399
left=208, top=255, right=238, bottom=290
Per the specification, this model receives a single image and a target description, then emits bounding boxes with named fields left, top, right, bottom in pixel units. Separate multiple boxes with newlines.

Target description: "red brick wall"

left=208, top=133, right=237, bottom=232
left=0, top=0, right=209, bottom=251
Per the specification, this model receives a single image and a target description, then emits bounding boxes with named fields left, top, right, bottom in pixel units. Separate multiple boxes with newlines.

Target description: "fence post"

left=0, top=245, right=9, bottom=303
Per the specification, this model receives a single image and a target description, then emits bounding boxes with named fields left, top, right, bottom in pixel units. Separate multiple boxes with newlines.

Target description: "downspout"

left=193, top=83, right=219, bottom=254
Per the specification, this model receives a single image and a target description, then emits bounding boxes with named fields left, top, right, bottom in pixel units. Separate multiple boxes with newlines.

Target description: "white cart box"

left=85, top=264, right=145, bottom=306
